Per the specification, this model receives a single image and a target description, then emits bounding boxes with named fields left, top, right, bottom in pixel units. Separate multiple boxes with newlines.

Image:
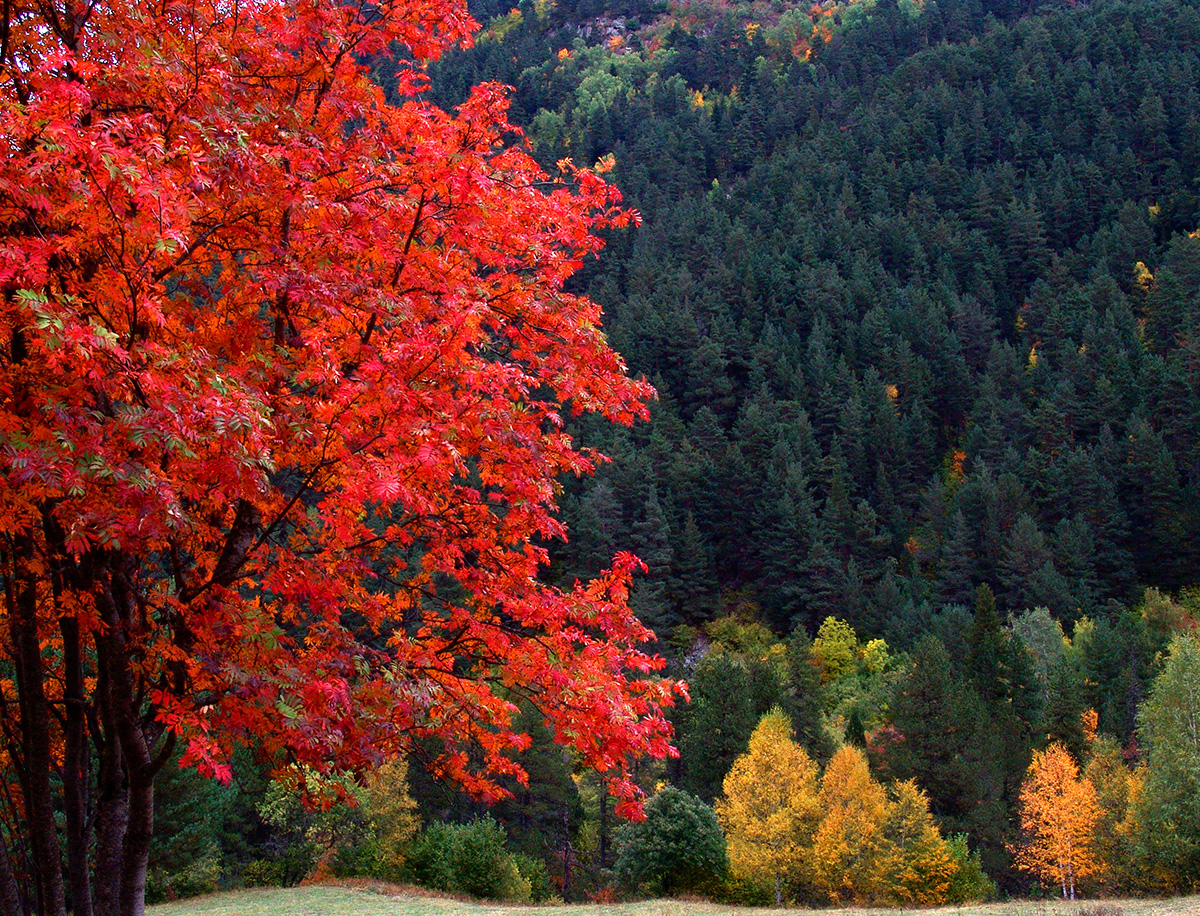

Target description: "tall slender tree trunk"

left=7, top=566, right=67, bottom=916
left=60, top=615, right=94, bottom=916
left=97, top=564, right=162, bottom=916
left=92, top=689, right=130, bottom=916
left=598, top=791, right=608, bottom=871
left=560, top=808, right=572, bottom=902
left=119, top=777, right=154, bottom=916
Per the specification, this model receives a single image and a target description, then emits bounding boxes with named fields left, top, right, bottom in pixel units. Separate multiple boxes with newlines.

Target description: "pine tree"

left=670, top=512, right=719, bottom=624
left=630, top=486, right=676, bottom=633
left=678, top=651, right=756, bottom=802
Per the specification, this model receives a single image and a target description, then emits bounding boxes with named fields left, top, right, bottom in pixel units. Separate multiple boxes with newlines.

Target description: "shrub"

left=615, top=787, right=728, bottom=896
left=406, top=817, right=533, bottom=902
left=240, top=847, right=313, bottom=888
left=511, top=852, right=557, bottom=903
left=145, top=844, right=222, bottom=903
left=716, top=872, right=775, bottom=906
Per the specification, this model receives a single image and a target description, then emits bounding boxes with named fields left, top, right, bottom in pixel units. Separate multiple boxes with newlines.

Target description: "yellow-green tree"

left=1012, top=743, right=1102, bottom=899
left=1132, top=632, right=1200, bottom=892
left=362, top=758, right=421, bottom=880
left=811, top=745, right=889, bottom=902
left=876, top=780, right=958, bottom=904
left=716, top=709, right=820, bottom=904
left=1082, top=734, right=1140, bottom=894
left=811, top=617, right=859, bottom=682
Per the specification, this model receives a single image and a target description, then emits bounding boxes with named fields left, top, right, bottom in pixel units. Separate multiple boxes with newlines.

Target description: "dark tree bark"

left=97, top=562, right=169, bottom=916
left=7, top=562, right=66, bottom=916
left=60, top=615, right=94, bottom=916
left=92, top=683, right=129, bottom=916
left=0, top=833, right=27, bottom=916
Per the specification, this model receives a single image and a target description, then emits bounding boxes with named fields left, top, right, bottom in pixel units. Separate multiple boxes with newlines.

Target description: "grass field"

left=146, top=883, right=1200, bottom=916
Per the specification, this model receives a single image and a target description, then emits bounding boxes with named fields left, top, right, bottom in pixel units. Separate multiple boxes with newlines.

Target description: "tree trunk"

left=92, top=719, right=129, bottom=916
left=598, top=790, right=608, bottom=872
left=560, top=806, right=572, bottom=902
left=97, top=564, right=159, bottom=916
left=0, top=834, right=27, bottom=916
left=7, top=568, right=67, bottom=916
left=119, top=777, right=153, bottom=916
left=60, top=615, right=94, bottom=916
left=775, top=871, right=782, bottom=906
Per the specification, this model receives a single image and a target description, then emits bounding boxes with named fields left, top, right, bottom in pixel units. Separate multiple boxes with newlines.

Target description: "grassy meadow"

left=146, top=883, right=1200, bottom=916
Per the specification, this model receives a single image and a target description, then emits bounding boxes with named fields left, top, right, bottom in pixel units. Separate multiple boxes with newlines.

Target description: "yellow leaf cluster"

left=876, top=780, right=958, bottom=904
left=811, top=745, right=890, bottom=901
left=717, top=709, right=819, bottom=903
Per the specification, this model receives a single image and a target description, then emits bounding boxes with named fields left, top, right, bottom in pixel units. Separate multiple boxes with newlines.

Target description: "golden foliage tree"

left=811, top=617, right=860, bottom=682
left=811, top=745, right=889, bottom=902
left=1012, top=743, right=1102, bottom=899
left=716, top=709, right=820, bottom=905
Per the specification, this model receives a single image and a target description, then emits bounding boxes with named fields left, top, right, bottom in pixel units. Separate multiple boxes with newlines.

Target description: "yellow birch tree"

left=1012, top=742, right=1102, bottom=899
left=716, top=709, right=820, bottom=905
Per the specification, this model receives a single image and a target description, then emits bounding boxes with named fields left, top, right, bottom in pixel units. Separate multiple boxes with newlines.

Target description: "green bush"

left=615, top=787, right=728, bottom=896
left=145, top=844, right=222, bottom=903
left=330, top=835, right=384, bottom=879
left=510, top=852, right=556, bottom=903
left=716, top=872, right=774, bottom=906
left=946, top=834, right=996, bottom=903
left=406, top=817, right=534, bottom=902
left=239, top=843, right=315, bottom=888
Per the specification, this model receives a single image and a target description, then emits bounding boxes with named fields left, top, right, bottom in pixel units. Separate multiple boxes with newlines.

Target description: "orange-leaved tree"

left=1012, top=743, right=1102, bottom=899
left=716, top=708, right=820, bottom=905
left=0, top=2, right=681, bottom=915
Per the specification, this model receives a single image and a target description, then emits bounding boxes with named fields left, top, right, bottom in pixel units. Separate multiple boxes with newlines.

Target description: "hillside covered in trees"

left=423, top=0, right=1200, bottom=894
left=137, top=0, right=1200, bottom=905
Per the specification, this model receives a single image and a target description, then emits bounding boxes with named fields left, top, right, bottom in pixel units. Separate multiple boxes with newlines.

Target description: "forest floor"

left=146, top=882, right=1200, bottom=916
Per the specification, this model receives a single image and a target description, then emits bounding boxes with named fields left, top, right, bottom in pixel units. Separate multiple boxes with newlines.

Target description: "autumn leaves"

left=1010, top=634, right=1200, bottom=898
left=1012, top=742, right=1101, bottom=900
left=716, top=710, right=977, bottom=906
left=717, top=711, right=820, bottom=906
left=0, top=0, right=680, bottom=910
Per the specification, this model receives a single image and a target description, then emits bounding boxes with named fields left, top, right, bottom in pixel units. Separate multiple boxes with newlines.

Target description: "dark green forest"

left=148, top=0, right=1200, bottom=903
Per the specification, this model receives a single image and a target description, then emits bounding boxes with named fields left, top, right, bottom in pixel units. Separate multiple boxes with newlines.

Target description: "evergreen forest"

left=145, top=0, right=1200, bottom=904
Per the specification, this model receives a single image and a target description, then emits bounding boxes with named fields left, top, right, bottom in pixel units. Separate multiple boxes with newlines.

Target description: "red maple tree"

left=0, top=2, right=679, bottom=914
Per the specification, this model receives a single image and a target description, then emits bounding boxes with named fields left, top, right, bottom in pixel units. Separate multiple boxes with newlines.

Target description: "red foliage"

left=0, top=0, right=679, bottom=825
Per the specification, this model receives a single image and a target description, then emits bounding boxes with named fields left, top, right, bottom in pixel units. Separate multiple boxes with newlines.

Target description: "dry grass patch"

left=147, top=884, right=1200, bottom=916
